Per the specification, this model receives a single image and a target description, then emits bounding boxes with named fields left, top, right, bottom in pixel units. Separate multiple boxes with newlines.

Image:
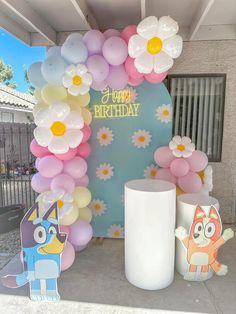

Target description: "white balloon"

left=47, top=46, right=61, bottom=58
left=157, top=16, right=179, bottom=40
left=27, top=62, right=46, bottom=88
left=162, top=35, right=183, bottom=59
left=153, top=51, right=174, bottom=74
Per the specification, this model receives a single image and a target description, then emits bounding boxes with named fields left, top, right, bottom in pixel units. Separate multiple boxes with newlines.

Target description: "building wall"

left=169, top=40, right=236, bottom=223
left=0, top=109, right=33, bottom=124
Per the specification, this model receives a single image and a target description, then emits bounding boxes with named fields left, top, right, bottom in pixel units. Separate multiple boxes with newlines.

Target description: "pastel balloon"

left=78, top=207, right=92, bottom=223
left=55, top=147, right=77, bottom=161
left=51, top=174, right=75, bottom=193
left=186, top=150, right=208, bottom=172
left=67, top=92, right=90, bottom=108
left=32, top=102, right=48, bottom=117
left=178, top=171, right=202, bottom=193
left=102, top=37, right=128, bottom=66
left=41, top=56, right=66, bottom=85
left=27, top=62, right=46, bottom=88
left=170, top=158, right=190, bottom=177
left=81, top=124, right=91, bottom=143
left=125, top=56, right=143, bottom=79
left=83, top=30, right=105, bottom=55
left=63, top=156, right=87, bottom=179
left=34, top=88, right=42, bottom=102
left=77, top=142, right=91, bottom=159
left=82, top=107, right=92, bottom=125
left=128, top=75, right=144, bottom=86
left=74, top=244, right=87, bottom=252
left=38, top=155, right=63, bottom=178
left=91, top=80, right=107, bottom=91
left=61, top=241, right=75, bottom=271
left=41, top=85, right=67, bottom=104
left=106, top=65, right=128, bottom=90
left=31, top=173, right=52, bottom=193
left=68, top=220, right=93, bottom=246
left=121, top=25, right=137, bottom=43
left=104, top=29, right=120, bottom=39
left=73, top=186, right=91, bottom=208
left=156, top=168, right=177, bottom=184
left=61, top=36, right=88, bottom=63
left=145, top=71, right=168, bottom=84
left=65, top=33, right=83, bottom=42
left=35, top=157, right=41, bottom=171
left=30, top=139, right=50, bottom=157
left=60, top=225, right=70, bottom=235
left=46, top=46, right=61, bottom=58
left=87, top=55, right=109, bottom=82
left=74, top=174, right=89, bottom=187
left=154, top=146, right=175, bottom=168
left=59, top=206, right=79, bottom=226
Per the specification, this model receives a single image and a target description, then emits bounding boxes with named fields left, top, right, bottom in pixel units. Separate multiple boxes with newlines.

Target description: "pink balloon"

left=125, top=56, right=143, bottom=79
left=128, top=75, right=144, bottom=86
left=68, top=220, right=93, bottom=246
left=121, top=25, right=137, bottom=43
left=178, top=171, right=202, bottom=193
left=91, top=79, right=107, bottom=91
left=154, top=146, right=175, bottom=168
left=156, top=168, right=177, bottom=184
left=31, top=173, right=52, bottom=193
left=60, top=225, right=70, bottom=235
left=106, top=65, right=128, bottom=90
left=83, top=30, right=105, bottom=55
left=81, top=124, right=91, bottom=143
left=55, top=147, right=77, bottom=161
left=63, top=156, right=87, bottom=179
left=30, top=139, right=50, bottom=158
left=74, top=174, right=89, bottom=187
left=170, top=158, right=190, bottom=177
left=145, top=71, right=168, bottom=84
left=35, top=157, right=41, bottom=171
left=77, top=142, right=91, bottom=159
left=73, top=244, right=87, bottom=252
left=61, top=241, right=75, bottom=271
left=102, top=36, right=128, bottom=66
left=51, top=173, right=75, bottom=193
left=104, top=29, right=120, bottom=39
left=38, top=155, right=63, bottom=178
left=186, top=150, right=208, bottom=172
left=87, top=55, right=109, bottom=82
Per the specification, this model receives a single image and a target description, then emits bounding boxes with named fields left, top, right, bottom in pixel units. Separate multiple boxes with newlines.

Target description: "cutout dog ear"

left=43, top=202, right=58, bottom=221
left=209, top=206, right=220, bottom=220
left=194, top=205, right=206, bottom=220
left=22, top=203, right=39, bottom=222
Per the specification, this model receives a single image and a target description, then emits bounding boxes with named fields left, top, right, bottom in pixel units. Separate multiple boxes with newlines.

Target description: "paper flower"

left=199, top=165, right=213, bottom=193
left=107, top=224, right=124, bottom=238
left=97, top=127, right=114, bottom=146
left=62, top=64, right=92, bottom=96
left=144, top=164, right=158, bottom=179
left=128, top=16, right=183, bottom=74
left=169, top=135, right=195, bottom=158
left=156, top=104, right=172, bottom=123
left=42, top=190, right=74, bottom=218
left=96, top=163, right=114, bottom=181
left=34, top=102, right=84, bottom=154
left=132, top=129, right=151, bottom=148
left=89, top=199, right=107, bottom=216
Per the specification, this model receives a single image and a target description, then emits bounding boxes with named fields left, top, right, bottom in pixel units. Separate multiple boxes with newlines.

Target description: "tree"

left=24, top=68, right=35, bottom=95
left=0, top=59, right=17, bottom=89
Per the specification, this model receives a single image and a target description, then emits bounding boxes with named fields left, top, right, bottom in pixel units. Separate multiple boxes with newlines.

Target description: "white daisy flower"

left=96, top=163, right=114, bottom=181
left=144, top=164, right=158, bottom=179
left=42, top=190, right=74, bottom=218
left=89, top=199, right=107, bottom=216
left=156, top=104, right=172, bottom=123
left=107, top=224, right=124, bottom=238
left=128, top=16, right=183, bottom=74
left=62, top=64, right=92, bottom=96
left=200, top=165, right=213, bottom=194
left=132, top=129, right=152, bottom=149
left=169, top=135, right=195, bottom=158
left=34, top=102, right=84, bottom=154
left=97, top=127, right=114, bottom=146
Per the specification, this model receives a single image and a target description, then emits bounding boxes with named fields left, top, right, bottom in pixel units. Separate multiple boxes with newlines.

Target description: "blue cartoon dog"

left=2, top=202, right=67, bottom=301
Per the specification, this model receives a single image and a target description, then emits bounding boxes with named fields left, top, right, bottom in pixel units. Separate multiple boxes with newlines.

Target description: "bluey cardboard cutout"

left=175, top=205, right=234, bottom=281
left=1, top=202, right=67, bottom=301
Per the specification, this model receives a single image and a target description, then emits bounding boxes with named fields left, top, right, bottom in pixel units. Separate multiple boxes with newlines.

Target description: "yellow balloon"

left=78, top=207, right=92, bottom=223
left=59, top=206, right=79, bottom=226
left=73, top=187, right=92, bottom=208
left=82, top=107, right=92, bottom=125
left=41, top=85, right=67, bottom=104
left=33, top=102, right=49, bottom=117
left=66, top=97, right=82, bottom=114
left=176, top=186, right=185, bottom=196
left=67, top=92, right=90, bottom=108
left=34, top=88, right=42, bottom=102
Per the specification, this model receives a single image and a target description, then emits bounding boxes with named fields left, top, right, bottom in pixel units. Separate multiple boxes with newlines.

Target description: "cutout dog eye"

left=34, top=226, right=46, bottom=244
left=205, top=222, right=216, bottom=238
left=194, top=222, right=203, bottom=234
left=48, top=226, right=57, bottom=234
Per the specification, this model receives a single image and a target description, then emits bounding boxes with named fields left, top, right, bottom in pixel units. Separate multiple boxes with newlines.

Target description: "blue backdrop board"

left=88, top=81, right=172, bottom=238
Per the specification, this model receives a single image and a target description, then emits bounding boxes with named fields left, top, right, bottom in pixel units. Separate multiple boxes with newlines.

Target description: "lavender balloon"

left=83, top=30, right=105, bottom=55
left=102, top=36, right=128, bottom=66
left=38, top=155, right=63, bottom=178
left=87, top=55, right=109, bottom=82
left=106, top=65, right=128, bottom=90
left=31, top=173, right=52, bottom=193
left=103, top=29, right=120, bottom=39
left=91, top=80, right=108, bottom=91
left=73, top=244, right=87, bottom=252
left=68, top=220, right=93, bottom=246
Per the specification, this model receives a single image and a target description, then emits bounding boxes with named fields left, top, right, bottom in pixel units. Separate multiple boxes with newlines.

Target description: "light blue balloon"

left=61, top=37, right=88, bottom=64
left=27, top=62, right=46, bottom=88
left=41, top=56, right=67, bottom=85
left=47, top=46, right=61, bottom=58
left=66, top=33, right=83, bottom=42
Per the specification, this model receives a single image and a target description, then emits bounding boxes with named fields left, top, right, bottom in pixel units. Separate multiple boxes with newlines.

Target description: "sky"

left=0, top=28, right=46, bottom=93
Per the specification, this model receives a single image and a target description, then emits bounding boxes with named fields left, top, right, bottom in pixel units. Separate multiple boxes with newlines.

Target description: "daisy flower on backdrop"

left=144, top=164, right=159, bottom=179
left=89, top=199, right=107, bottom=216
left=107, top=224, right=124, bottom=238
left=156, top=104, right=172, bottom=123
left=97, top=127, right=114, bottom=146
left=96, top=163, right=114, bottom=181
left=132, top=129, right=152, bottom=149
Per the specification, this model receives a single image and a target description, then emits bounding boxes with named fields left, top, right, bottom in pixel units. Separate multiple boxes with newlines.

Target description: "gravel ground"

left=0, top=228, right=21, bottom=270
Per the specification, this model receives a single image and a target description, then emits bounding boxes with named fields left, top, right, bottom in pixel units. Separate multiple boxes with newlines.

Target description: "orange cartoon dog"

left=175, top=205, right=234, bottom=281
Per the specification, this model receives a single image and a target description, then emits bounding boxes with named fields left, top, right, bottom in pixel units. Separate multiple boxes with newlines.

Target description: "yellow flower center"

left=147, top=37, right=162, bottom=55
left=94, top=204, right=101, bottom=210
left=72, top=75, right=82, bottom=86
left=114, top=230, right=121, bottom=237
left=50, top=121, right=66, bottom=136
left=101, top=133, right=107, bottom=140
left=163, top=109, right=170, bottom=116
left=138, top=136, right=145, bottom=142
left=198, top=170, right=205, bottom=182
left=150, top=169, right=157, bottom=177
left=57, top=199, right=64, bottom=209
left=177, top=144, right=185, bottom=152
left=102, top=169, right=109, bottom=175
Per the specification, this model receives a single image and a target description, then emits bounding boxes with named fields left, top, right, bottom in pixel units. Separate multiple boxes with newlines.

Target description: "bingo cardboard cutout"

left=175, top=205, right=234, bottom=281
left=2, top=202, right=67, bottom=301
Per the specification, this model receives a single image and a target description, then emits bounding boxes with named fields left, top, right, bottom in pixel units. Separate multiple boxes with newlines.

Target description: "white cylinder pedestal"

left=176, top=193, right=219, bottom=279
left=125, top=179, right=176, bottom=290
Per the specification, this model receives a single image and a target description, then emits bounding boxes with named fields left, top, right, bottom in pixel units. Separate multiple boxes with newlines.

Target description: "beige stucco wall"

left=169, top=40, right=236, bottom=223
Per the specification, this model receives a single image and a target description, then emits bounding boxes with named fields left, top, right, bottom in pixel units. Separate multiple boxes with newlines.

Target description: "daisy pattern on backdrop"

left=62, top=64, right=92, bottom=96
left=96, top=163, right=114, bottom=181
left=107, top=224, right=124, bottom=238
left=169, top=135, right=195, bottom=158
left=42, top=190, right=74, bottom=218
left=144, top=164, right=159, bottom=179
left=128, top=16, right=183, bottom=74
left=155, top=104, right=172, bottom=123
left=97, top=127, right=114, bottom=146
left=89, top=199, right=107, bottom=216
left=132, top=129, right=152, bottom=149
